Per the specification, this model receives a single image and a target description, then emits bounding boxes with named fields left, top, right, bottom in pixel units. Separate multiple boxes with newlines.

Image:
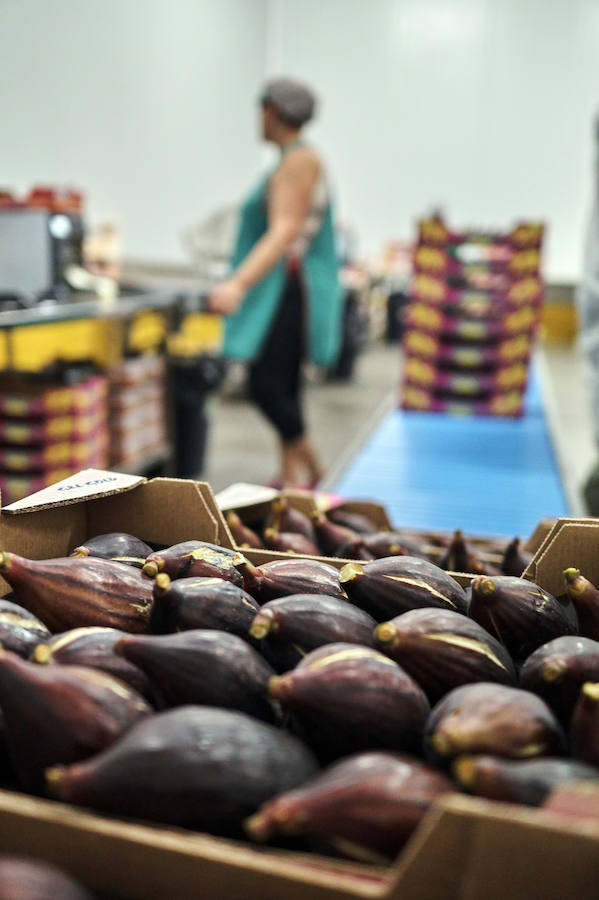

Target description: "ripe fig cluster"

left=0, top=529, right=598, bottom=872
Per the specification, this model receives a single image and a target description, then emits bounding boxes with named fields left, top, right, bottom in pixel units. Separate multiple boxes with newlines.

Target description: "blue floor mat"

left=332, top=362, right=569, bottom=537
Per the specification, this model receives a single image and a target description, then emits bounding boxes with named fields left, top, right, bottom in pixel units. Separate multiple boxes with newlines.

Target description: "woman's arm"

left=209, top=148, right=320, bottom=315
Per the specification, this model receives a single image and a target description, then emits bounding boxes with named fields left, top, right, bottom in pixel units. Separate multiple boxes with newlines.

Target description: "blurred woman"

left=209, top=77, right=343, bottom=488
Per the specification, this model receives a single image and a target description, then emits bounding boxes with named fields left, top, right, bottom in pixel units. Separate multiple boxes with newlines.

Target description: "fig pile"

left=0, top=529, right=598, bottom=872
left=226, top=496, right=533, bottom=576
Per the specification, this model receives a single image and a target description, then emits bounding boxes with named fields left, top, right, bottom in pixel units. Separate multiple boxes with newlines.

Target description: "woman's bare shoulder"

left=278, top=144, right=321, bottom=178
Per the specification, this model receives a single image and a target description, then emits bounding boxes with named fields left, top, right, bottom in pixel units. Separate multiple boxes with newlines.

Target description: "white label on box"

left=2, top=468, right=146, bottom=513
left=215, top=482, right=278, bottom=511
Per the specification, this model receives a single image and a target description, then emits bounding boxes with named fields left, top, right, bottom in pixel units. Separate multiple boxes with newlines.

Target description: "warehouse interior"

left=3, top=2, right=599, bottom=898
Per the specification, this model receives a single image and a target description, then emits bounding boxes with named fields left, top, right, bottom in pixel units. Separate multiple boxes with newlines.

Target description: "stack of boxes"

left=401, top=217, right=544, bottom=416
left=108, top=354, right=168, bottom=468
left=0, top=375, right=108, bottom=503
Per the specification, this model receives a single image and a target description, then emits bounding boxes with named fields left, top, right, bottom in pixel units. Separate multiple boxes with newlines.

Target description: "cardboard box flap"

left=194, top=481, right=237, bottom=549
left=522, top=517, right=557, bottom=554
left=2, top=469, right=146, bottom=515
left=215, top=483, right=279, bottom=511
left=523, top=517, right=599, bottom=594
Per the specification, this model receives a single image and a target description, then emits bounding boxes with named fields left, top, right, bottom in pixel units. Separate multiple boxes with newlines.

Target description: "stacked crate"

left=0, top=375, right=109, bottom=503
left=401, top=217, right=544, bottom=417
left=108, top=354, right=168, bottom=467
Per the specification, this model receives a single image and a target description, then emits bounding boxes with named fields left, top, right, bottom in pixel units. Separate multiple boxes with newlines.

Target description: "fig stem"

left=244, top=812, right=272, bottom=842
left=339, top=562, right=364, bottom=584
left=374, top=622, right=397, bottom=644
left=477, top=577, right=495, bottom=596
left=563, top=567, right=581, bottom=583
left=142, top=561, right=159, bottom=578
left=154, top=572, right=171, bottom=593
left=583, top=682, right=599, bottom=702
left=32, top=644, right=53, bottom=665
left=71, top=547, right=89, bottom=557
left=249, top=615, right=273, bottom=640
left=0, top=552, right=10, bottom=570
left=453, top=755, right=477, bottom=789
left=542, top=661, right=567, bottom=683
left=430, top=733, right=453, bottom=757
left=45, top=765, right=65, bottom=798
left=268, top=674, right=290, bottom=700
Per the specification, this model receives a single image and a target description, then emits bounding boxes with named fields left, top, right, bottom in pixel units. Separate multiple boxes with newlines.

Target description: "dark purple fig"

left=225, top=510, right=263, bottom=549
left=327, top=509, right=378, bottom=535
left=233, top=555, right=347, bottom=603
left=311, top=512, right=358, bottom=556
left=563, top=568, right=599, bottom=641
left=360, top=532, right=413, bottom=559
left=249, top=594, right=377, bottom=652
left=453, top=754, right=599, bottom=806
left=269, top=643, right=430, bottom=761
left=0, top=598, right=50, bottom=657
left=0, top=552, right=153, bottom=634
left=425, top=683, right=566, bottom=767
left=143, top=541, right=242, bottom=586
left=31, top=627, right=153, bottom=701
left=0, top=649, right=151, bottom=791
left=267, top=497, right=316, bottom=542
left=149, top=573, right=259, bottom=640
left=0, top=856, right=94, bottom=900
left=374, top=608, right=516, bottom=702
left=246, top=751, right=453, bottom=863
left=116, top=629, right=277, bottom=722
left=439, top=530, right=499, bottom=576
left=519, top=636, right=599, bottom=727
left=263, top=528, right=320, bottom=556
left=570, top=682, right=599, bottom=766
left=339, top=556, right=468, bottom=622
left=0, top=711, right=18, bottom=790
left=469, top=575, right=577, bottom=662
left=501, top=537, right=533, bottom=577
left=334, top=539, right=376, bottom=561
left=46, top=706, right=318, bottom=832
left=70, top=531, right=153, bottom=568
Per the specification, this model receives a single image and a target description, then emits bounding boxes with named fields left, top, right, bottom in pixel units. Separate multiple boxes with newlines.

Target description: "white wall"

left=3, top=0, right=599, bottom=280
left=266, top=0, right=599, bottom=282
left=0, top=0, right=268, bottom=261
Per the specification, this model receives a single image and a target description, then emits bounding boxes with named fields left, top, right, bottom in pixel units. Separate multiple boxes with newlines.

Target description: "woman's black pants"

left=248, top=272, right=304, bottom=443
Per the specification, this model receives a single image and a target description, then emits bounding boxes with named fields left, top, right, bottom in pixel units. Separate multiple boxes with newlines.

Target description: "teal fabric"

left=222, top=162, right=344, bottom=367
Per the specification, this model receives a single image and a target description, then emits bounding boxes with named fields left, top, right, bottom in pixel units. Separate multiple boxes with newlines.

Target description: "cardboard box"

left=522, top=516, right=599, bottom=596
left=1, top=481, right=598, bottom=898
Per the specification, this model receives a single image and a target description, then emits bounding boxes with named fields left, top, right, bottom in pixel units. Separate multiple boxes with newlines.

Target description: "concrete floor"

left=201, top=342, right=400, bottom=493
left=200, top=335, right=598, bottom=519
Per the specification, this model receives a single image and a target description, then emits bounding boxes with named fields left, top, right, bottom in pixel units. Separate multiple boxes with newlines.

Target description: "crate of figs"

left=0, top=475, right=599, bottom=898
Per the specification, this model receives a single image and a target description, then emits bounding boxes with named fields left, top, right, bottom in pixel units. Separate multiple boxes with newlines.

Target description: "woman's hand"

left=208, top=277, right=245, bottom=315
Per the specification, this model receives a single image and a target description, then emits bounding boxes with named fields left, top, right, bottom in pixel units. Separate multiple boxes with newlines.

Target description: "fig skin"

left=469, top=575, right=577, bottom=662
left=563, top=568, right=599, bottom=641
left=0, top=598, right=50, bottom=658
left=374, top=608, right=516, bottom=702
left=143, top=541, right=242, bottom=587
left=439, top=530, right=499, bottom=576
left=116, top=630, right=278, bottom=723
left=501, top=537, right=533, bottom=578
left=360, top=532, right=413, bottom=559
left=225, top=510, right=263, bottom=549
left=246, top=751, right=453, bottom=863
left=570, top=682, right=599, bottom=767
left=150, top=574, right=260, bottom=640
left=263, top=529, right=320, bottom=556
left=269, top=643, right=430, bottom=761
left=31, top=626, right=153, bottom=701
left=234, top=555, right=348, bottom=603
left=0, top=649, right=151, bottom=792
left=453, top=754, right=599, bottom=807
left=327, top=509, right=378, bottom=535
left=335, top=539, right=376, bottom=561
left=46, top=706, right=318, bottom=833
left=311, top=512, right=359, bottom=557
left=70, top=531, right=153, bottom=568
left=0, top=856, right=94, bottom=900
left=424, top=682, right=566, bottom=767
left=249, top=594, right=377, bottom=652
left=519, top=636, right=599, bottom=727
left=0, top=552, right=153, bottom=634
left=339, top=556, right=468, bottom=622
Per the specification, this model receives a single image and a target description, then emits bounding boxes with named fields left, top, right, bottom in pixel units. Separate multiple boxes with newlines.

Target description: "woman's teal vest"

left=222, top=156, right=344, bottom=368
